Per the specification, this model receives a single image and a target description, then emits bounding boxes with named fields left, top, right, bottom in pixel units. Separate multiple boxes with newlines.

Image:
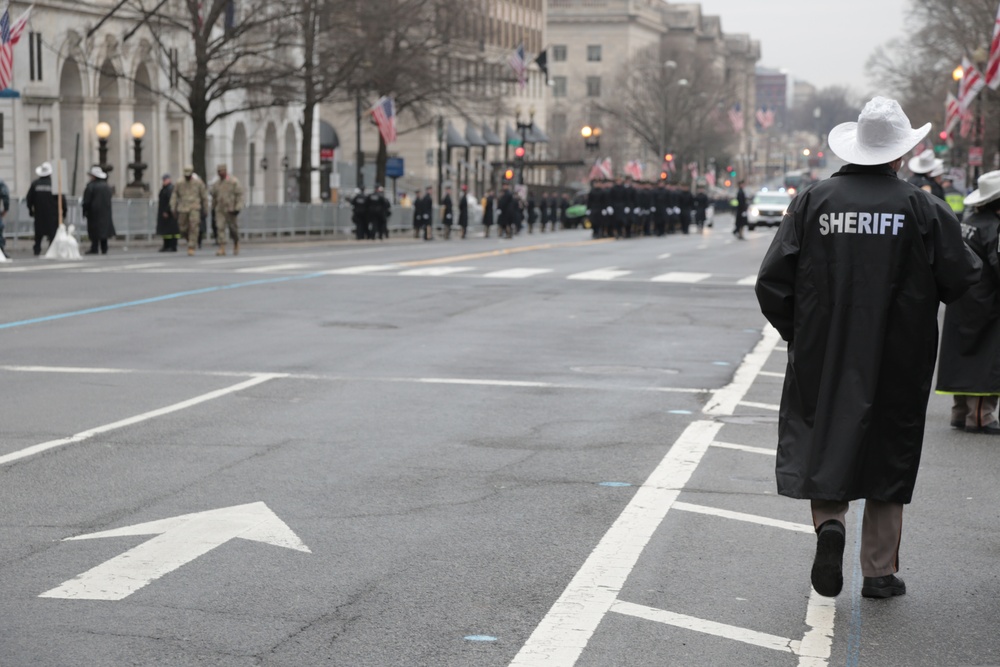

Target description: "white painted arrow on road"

left=40, top=502, right=311, bottom=601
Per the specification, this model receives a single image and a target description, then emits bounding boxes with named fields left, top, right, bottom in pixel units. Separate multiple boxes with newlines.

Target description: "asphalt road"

left=1, top=219, right=998, bottom=667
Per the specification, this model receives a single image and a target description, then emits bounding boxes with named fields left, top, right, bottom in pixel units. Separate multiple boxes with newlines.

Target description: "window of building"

left=587, top=45, right=602, bottom=62
left=550, top=113, right=567, bottom=137
left=28, top=32, right=42, bottom=81
left=552, top=76, right=567, bottom=97
left=553, top=45, right=567, bottom=62
left=586, top=76, right=601, bottom=97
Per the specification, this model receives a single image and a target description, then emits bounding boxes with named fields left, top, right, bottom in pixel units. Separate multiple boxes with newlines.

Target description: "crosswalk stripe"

left=398, top=266, right=475, bottom=276
left=482, top=268, right=553, bottom=279
left=323, top=264, right=400, bottom=275
left=235, top=263, right=311, bottom=273
left=650, top=272, right=711, bottom=283
left=567, top=268, right=632, bottom=281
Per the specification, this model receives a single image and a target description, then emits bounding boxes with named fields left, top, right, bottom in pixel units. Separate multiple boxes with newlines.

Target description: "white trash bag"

left=45, top=224, right=82, bottom=260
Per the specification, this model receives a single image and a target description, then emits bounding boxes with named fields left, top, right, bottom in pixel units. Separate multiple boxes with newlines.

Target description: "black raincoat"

left=935, top=206, right=1000, bottom=395
left=756, top=164, right=981, bottom=503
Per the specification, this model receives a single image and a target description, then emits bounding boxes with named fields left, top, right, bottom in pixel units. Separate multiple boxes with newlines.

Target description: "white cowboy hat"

left=35, top=162, right=52, bottom=177
left=907, top=149, right=944, bottom=176
left=828, top=97, right=930, bottom=166
left=964, top=170, right=1000, bottom=207
left=88, top=165, right=107, bottom=180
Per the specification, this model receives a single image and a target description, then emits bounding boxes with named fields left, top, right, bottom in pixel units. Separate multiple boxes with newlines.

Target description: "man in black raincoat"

left=756, top=96, right=981, bottom=600
left=935, top=170, right=1000, bottom=433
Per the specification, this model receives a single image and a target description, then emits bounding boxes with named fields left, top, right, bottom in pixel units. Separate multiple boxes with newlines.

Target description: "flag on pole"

left=625, top=160, right=643, bottom=181
left=755, top=106, right=775, bottom=130
left=508, top=43, right=528, bottom=89
left=945, top=92, right=961, bottom=133
left=728, top=103, right=744, bottom=132
left=0, top=4, right=31, bottom=92
left=534, top=50, right=548, bottom=82
left=986, top=1, right=1000, bottom=89
left=371, top=95, right=397, bottom=145
left=588, top=157, right=612, bottom=181
left=958, top=56, right=985, bottom=111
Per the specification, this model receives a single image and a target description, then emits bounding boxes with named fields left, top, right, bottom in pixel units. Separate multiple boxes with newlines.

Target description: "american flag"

left=987, top=2, right=1000, bottom=90
left=588, top=157, right=612, bottom=180
left=508, top=43, right=528, bottom=89
left=728, top=103, right=744, bottom=132
left=0, top=4, right=31, bottom=92
left=371, top=95, right=396, bottom=145
left=625, top=160, right=643, bottom=180
left=958, top=56, right=985, bottom=111
left=755, top=107, right=775, bottom=130
left=945, top=92, right=961, bottom=133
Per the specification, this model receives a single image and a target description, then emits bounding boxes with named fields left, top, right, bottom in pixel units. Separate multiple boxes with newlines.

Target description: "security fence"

left=1, top=197, right=438, bottom=248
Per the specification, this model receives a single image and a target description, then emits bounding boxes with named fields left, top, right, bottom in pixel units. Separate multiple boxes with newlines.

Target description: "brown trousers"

left=811, top=499, right=903, bottom=578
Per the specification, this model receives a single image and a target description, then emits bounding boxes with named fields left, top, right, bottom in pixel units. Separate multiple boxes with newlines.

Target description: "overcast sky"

left=695, top=0, right=912, bottom=93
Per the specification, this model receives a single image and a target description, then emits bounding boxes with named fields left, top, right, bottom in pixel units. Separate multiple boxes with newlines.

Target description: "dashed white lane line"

left=610, top=601, right=800, bottom=654
left=567, top=267, right=632, bottom=281
left=235, top=263, right=312, bottom=273
left=738, top=275, right=758, bottom=286
left=481, top=268, right=554, bottom=279
left=759, top=370, right=784, bottom=378
left=0, top=373, right=285, bottom=467
left=651, top=271, right=711, bottom=283
left=397, top=266, right=475, bottom=277
left=704, top=325, right=781, bottom=416
left=0, top=262, right=81, bottom=272
left=322, top=264, right=400, bottom=275
left=80, top=262, right=169, bottom=273
left=711, top=441, right=776, bottom=456
left=741, top=400, right=780, bottom=411
left=673, top=502, right=814, bottom=534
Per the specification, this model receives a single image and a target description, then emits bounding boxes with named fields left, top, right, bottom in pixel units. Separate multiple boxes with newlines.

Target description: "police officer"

left=756, top=96, right=981, bottom=600
left=26, top=162, right=67, bottom=256
left=417, top=186, right=434, bottom=240
left=483, top=189, right=495, bottom=238
left=169, top=165, right=209, bottom=256
left=440, top=186, right=454, bottom=239
left=210, top=163, right=245, bottom=256
left=941, top=176, right=965, bottom=218
left=350, top=188, right=368, bottom=240
left=497, top=184, right=514, bottom=239
left=366, top=186, right=391, bottom=240
left=457, top=185, right=469, bottom=238
left=906, top=149, right=946, bottom=200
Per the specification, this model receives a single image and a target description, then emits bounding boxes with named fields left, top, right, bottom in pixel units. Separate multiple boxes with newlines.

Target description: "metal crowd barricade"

left=1, top=198, right=379, bottom=248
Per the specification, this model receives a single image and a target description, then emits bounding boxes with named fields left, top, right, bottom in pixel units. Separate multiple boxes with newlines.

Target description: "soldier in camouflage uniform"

left=169, top=165, right=209, bottom=256
left=210, top=163, right=245, bottom=256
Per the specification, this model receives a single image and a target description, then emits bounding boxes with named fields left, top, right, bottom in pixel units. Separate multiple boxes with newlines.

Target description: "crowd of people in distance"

left=585, top=178, right=712, bottom=239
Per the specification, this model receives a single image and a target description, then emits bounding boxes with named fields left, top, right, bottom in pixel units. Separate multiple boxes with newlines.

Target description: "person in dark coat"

left=936, top=170, right=1000, bottom=433
left=483, top=189, right=495, bottom=238
left=82, top=166, right=116, bottom=255
left=417, top=186, right=434, bottom=240
left=26, top=162, right=67, bottom=256
left=350, top=188, right=367, bottom=240
left=694, top=187, right=709, bottom=232
left=366, top=186, right=391, bottom=240
left=497, top=185, right=513, bottom=239
left=755, top=96, right=981, bottom=601
left=457, top=185, right=469, bottom=238
left=906, top=149, right=946, bottom=200
left=440, top=186, right=454, bottom=239
left=733, top=180, right=748, bottom=239
left=157, top=174, right=179, bottom=252
left=526, top=190, right=537, bottom=233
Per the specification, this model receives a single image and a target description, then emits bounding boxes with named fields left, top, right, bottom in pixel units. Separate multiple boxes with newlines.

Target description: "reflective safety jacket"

left=756, top=164, right=981, bottom=503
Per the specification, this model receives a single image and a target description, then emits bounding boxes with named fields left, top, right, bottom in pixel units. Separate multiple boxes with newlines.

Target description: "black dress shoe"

left=951, top=419, right=965, bottom=429
left=861, top=574, right=906, bottom=598
left=965, top=422, right=1000, bottom=434
left=811, top=519, right=845, bottom=597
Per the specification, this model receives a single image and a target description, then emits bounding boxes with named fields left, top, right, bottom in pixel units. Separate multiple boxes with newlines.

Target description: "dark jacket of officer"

left=483, top=194, right=494, bottom=226
left=26, top=175, right=67, bottom=237
left=415, top=192, right=433, bottom=226
left=756, top=164, right=981, bottom=503
left=440, top=193, right=453, bottom=226
left=906, top=173, right=945, bottom=201
left=82, top=178, right=116, bottom=241
left=936, top=202, right=1000, bottom=395
left=157, top=181, right=178, bottom=237
left=458, top=192, right=468, bottom=227
left=497, top=190, right=514, bottom=226
left=366, top=190, right=391, bottom=225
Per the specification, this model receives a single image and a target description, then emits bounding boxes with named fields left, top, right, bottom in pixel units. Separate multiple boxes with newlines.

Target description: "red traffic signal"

left=504, top=169, right=514, bottom=180
left=938, top=131, right=948, bottom=141
left=514, top=146, right=526, bottom=158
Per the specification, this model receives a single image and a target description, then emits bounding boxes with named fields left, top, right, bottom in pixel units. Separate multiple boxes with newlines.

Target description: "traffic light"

left=660, top=171, right=668, bottom=180
left=514, top=146, right=526, bottom=159
left=504, top=169, right=514, bottom=180
left=664, top=153, right=674, bottom=162
left=728, top=165, right=737, bottom=178
left=938, top=130, right=948, bottom=141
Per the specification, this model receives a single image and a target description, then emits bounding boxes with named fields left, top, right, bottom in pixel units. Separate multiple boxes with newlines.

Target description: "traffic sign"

left=386, top=157, right=405, bottom=178
left=969, top=146, right=983, bottom=167
left=39, top=502, right=310, bottom=600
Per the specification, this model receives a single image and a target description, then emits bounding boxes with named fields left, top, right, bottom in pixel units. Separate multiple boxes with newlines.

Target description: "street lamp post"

left=95, top=121, right=113, bottom=176
left=973, top=46, right=988, bottom=182
left=515, top=106, right=534, bottom=185
left=581, top=125, right=601, bottom=152
left=123, top=121, right=148, bottom=198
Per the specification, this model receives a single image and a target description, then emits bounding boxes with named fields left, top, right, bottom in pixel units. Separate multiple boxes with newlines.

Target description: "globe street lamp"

left=581, top=125, right=601, bottom=152
left=95, top=121, right=113, bottom=175
left=124, top=121, right=148, bottom=198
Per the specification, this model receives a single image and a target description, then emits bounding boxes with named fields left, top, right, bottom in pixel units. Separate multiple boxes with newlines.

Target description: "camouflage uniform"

left=169, top=169, right=209, bottom=255
left=210, top=165, right=245, bottom=255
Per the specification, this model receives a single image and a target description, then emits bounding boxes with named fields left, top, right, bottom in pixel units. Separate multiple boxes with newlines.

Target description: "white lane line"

left=650, top=272, right=711, bottom=284
left=0, top=374, right=285, bottom=467
left=398, top=266, right=475, bottom=277
left=235, top=263, right=311, bottom=273
left=566, top=268, right=632, bottom=281
left=0, top=365, right=134, bottom=374
left=657, top=253, right=672, bottom=259
left=417, top=378, right=553, bottom=388
left=711, top=441, right=776, bottom=456
left=0, top=262, right=81, bottom=272
left=703, top=325, right=781, bottom=415
left=80, top=262, right=167, bottom=273
left=482, top=268, right=554, bottom=279
left=797, top=592, right=836, bottom=665
left=740, top=400, right=780, bottom=411
left=508, top=420, right=722, bottom=667
left=610, top=601, right=798, bottom=654
left=672, top=502, right=814, bottom=534
left=737, top=275, right=758, bottom=286
left=323, top=264, right=400, bottom=275
left=759, top=371, right=784, bottom=378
